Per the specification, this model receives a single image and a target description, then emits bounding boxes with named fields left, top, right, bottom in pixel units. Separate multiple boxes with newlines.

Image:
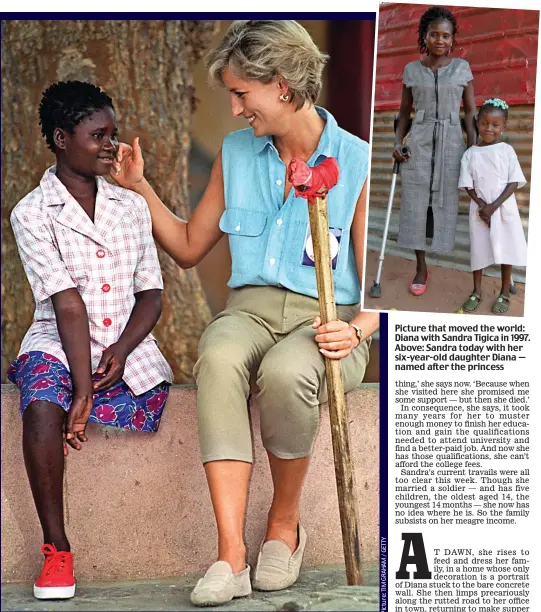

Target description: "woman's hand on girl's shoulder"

left=111, top=137, right=145, bottom=190
left=312, top=315, right=359, bottom=360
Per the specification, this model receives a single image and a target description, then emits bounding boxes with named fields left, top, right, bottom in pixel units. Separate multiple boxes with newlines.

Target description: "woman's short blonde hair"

left=206, top=20, right=329, bottom=110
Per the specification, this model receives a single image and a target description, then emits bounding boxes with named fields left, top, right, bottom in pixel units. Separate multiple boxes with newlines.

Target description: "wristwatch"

left=350, top=324, right=363, bottom=346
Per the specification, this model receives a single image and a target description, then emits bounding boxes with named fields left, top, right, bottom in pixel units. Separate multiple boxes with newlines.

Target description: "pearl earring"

left=279, top=93, right=289, bottom=102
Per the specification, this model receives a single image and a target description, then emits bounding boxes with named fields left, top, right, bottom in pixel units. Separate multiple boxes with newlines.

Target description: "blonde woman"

left=113, top=20, right=379, bottom=606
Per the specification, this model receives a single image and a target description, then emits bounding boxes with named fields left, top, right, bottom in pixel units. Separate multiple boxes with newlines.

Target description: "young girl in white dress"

left=459, top=98, right=527, bottom=314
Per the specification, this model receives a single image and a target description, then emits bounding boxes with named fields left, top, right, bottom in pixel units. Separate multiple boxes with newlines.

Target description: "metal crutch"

left=369, top=145, right=409, bottom=298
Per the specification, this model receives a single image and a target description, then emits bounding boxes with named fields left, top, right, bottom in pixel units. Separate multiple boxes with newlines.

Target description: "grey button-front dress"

left=397, top=58, right=473, bottom=253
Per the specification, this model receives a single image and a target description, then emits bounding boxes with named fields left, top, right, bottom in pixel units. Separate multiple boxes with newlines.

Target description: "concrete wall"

left=1, top=384, right=379, bottom=583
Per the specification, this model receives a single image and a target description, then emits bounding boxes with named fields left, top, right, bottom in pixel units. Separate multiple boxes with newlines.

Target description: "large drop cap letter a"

left=395, top=533, right=432, bottom=580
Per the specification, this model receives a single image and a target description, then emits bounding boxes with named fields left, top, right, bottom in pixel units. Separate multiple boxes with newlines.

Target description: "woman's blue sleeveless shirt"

left=219, top=107, right=368, bottom=305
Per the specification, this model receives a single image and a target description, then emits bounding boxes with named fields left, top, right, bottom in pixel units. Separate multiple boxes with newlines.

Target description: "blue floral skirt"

left=7, top=351, right=170, bottom=432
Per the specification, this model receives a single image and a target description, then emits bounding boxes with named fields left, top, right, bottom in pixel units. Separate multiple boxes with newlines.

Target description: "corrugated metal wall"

left=367, top=106, right=533, bottom=282
left=368, top=4, right=538, bottom=281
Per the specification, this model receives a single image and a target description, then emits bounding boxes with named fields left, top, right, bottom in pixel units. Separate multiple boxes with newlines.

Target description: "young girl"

left=459, top=98, right=527, bottom=314
left=393, top=6, right=476, bottom=296
left=8, top=81, right=172, bottom=599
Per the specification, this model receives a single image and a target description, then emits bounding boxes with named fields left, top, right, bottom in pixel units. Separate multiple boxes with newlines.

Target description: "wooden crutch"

left=288, top=157, right=362, bottom=585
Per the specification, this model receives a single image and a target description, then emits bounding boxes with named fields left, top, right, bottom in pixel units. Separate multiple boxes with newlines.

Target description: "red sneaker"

left=34, top=544, right=76, bottom=599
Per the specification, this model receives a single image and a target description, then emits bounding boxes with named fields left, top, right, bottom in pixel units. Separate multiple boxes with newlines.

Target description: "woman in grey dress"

left=393, top=6, right=476, bottom=295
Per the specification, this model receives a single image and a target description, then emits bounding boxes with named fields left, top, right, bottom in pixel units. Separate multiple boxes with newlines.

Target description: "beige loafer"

left=252, top=525, right=307, bottom=591
left=190, top=561, right=252, bottom=607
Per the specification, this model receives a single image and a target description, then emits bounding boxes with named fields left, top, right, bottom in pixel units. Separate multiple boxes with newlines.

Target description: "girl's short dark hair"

left=478, top=100, right=509, bottom=121
left=418, top=6, right=458, bottom=55
left=39, top=81, right=114, bottom=152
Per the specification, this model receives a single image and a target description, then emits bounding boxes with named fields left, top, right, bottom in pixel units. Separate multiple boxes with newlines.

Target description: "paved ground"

left=1, top=565, right=379, bottom=611
left=363, top=250, right=526, bottom=317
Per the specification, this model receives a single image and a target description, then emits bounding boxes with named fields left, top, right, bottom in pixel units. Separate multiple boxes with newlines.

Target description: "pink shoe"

left=409, top=270, right=429, bottom=296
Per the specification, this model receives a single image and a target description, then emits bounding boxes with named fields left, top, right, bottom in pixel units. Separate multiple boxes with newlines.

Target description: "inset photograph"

left=364, top=3, right=539, bottom=316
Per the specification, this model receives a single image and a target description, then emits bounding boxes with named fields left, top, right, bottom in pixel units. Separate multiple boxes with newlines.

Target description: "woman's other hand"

left=65, top=393, right=93, bottom=452
left=313, top=316, right=359, bottom=360
left=392, top=144, right=411, bottom=163
left=92, top=343, right=128, bottom=392
left=111, top=137, right=144, bottom=190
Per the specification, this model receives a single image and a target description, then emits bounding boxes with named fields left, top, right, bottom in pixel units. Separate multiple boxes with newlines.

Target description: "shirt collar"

left=40, top=166, right=121, bottom=207
left=253, top=106, right=338, bottom=159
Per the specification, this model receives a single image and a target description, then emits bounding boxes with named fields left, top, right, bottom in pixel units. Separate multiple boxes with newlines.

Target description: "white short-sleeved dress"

left=459, top=143, right=527, bottom=271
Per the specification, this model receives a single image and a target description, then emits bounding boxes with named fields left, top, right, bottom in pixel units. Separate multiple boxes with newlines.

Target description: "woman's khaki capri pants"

left=193, top=286, right=370, bottom=463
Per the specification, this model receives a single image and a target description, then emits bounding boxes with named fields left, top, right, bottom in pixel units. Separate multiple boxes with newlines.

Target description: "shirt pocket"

left=219, top=208, right=268, bottom=273
left=219, top=207, right=267, bottom=236
left=54, top=227, right=93, bottom=288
